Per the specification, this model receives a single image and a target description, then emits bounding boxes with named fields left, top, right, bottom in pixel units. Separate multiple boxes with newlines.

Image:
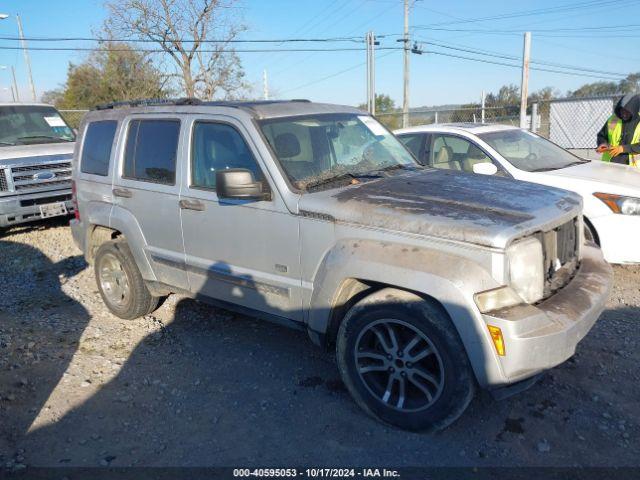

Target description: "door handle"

left=179, top=199, right=205, bottom=211
left=113, top=188, right=133, bottom=198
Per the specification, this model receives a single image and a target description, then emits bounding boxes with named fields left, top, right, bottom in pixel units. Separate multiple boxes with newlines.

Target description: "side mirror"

left=216, top=168, right=267, bottom=200
left=472, top=162, right=498, bottom=175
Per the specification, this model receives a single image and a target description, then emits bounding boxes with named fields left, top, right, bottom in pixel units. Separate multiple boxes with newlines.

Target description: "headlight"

left=594, top=192, right=640, bottom=215
left=506, top=237, right=544, bottom=304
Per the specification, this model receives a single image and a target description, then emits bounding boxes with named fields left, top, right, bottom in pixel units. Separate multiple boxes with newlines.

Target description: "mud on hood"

left=298, top=169, right=582, bottom=249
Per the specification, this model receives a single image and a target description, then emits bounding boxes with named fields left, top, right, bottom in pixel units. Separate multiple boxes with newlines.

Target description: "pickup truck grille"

left=542, top=217, right=579, bottom=297
left=8, top=161, right=72, bottom=192
left=0, top=169, right=8, bottom=192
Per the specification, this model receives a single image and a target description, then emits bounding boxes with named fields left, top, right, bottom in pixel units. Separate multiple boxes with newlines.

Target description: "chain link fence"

left=376, top=106, right=525, bottom=133
left=375, top=94, right=624, bottom=156
left=59, top=109, right=89, bottom=130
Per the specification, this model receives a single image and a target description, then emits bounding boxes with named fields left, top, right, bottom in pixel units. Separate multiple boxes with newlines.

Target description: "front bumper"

left=482, top=244, right=612, bottom=385
left=0, top=189, right=74, bottom=227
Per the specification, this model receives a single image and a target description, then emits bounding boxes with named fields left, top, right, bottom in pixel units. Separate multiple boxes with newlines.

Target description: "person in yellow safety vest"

left=596, top=94, right=640, bottom=166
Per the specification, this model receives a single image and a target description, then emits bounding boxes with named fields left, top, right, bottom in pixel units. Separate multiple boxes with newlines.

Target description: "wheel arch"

left=583, top=215, right=600, bottom=246
left=306, top=239, right=504, bottom=388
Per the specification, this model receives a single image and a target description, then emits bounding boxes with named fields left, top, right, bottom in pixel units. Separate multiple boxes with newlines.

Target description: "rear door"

left=112, top=115, right=188, bottom=289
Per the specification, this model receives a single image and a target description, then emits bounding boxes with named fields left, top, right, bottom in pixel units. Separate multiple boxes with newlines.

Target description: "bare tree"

left=104, top=0, right=247, bottom=99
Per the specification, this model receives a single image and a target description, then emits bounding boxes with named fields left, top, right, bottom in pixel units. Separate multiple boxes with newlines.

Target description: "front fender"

left=308, top=238, right=504, bottom=387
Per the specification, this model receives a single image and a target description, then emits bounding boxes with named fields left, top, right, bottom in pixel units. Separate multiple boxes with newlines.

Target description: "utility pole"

left=402, top=0, right=410, bottom=128
left=481, top=90, right=486, bottom=124
left=519, top=32, right=531, bottom=129
left=365, top=31, right=376, bottom=115
left=16, top=14, right=36, bottom=101
left=10, top=66, right=19, bottom=102
left=365, top=32, right=371, bottom=113
left=263, top=69, right=269, bottom=100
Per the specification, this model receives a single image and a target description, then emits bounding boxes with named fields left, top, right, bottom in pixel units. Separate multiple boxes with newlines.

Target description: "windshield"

left=478, top=129, right=586, bottom=172
left=259, top=113, right=418, bottom=190
left=0, top=105, right=75, bottom=146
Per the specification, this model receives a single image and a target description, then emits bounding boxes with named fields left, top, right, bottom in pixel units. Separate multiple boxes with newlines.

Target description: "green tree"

left=357, top=93, right=397, bottom=114
left=44, top=43, right=170, bottom=110
left=568, top=72, right=640, bottom=97
left=359, top=94, right=401, bottom=129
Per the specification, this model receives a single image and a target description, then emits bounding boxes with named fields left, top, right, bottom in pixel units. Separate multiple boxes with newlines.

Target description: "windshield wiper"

left=564, top=160, right=589, bottom=167
left=15, top=135, right=72, bottom=143
left=530, top=166, right=562, bottom=172
left=376, top=164, right=418, bottom=174
left=304, top=172, right=359, bottom=191
left=0, top=141, right=15, bottom=146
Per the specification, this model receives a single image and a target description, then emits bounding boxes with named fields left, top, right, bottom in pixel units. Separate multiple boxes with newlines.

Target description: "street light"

left=0, top=14, right=8, bottom=20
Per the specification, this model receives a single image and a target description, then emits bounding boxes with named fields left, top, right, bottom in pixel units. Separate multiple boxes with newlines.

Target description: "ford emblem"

left=32, top=171, right=55, bottom=180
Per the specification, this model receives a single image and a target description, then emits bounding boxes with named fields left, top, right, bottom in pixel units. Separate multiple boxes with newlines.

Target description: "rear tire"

left=94, top=240, right=159, bottom=319
left=336, top=288, right=475, bottom=432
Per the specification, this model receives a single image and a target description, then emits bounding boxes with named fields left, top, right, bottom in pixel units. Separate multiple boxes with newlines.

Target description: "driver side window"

left=429, top=134, right=495, bottom=174
left=191, top=122, right=262, bottom=190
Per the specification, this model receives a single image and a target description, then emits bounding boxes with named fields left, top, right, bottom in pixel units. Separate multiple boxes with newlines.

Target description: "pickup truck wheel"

left=336, top=288, right=475, bottom=432
left=94, top=240, right=159, bottom=319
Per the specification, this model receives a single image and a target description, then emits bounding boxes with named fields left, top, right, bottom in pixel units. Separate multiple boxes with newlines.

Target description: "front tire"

left=336, top=288, right=475, bottom=432
left=94, top=240, right=159, bottom=319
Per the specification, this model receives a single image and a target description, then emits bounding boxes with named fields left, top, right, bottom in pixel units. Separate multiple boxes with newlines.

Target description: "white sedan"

left=395, top=123, right=640, bottom=264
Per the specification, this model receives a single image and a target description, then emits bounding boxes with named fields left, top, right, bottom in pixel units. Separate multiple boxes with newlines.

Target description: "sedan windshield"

left=260, top=113, right=418, bottom=190
left=478, top=129, right=587, bottom=172
left=0, top=105, right=75, bottom=146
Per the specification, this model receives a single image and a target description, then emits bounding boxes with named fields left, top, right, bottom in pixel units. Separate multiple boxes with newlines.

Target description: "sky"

left=0, top=0, right=638, bottom=108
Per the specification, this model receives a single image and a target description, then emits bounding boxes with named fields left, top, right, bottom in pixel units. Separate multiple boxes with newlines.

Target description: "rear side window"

left=81, top=120, right=118, bottom=176
left=123, top=119, right=180, bottom=185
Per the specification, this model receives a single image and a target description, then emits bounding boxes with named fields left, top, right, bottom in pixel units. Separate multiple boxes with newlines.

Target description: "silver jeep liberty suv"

left=70, top=98, right=612, bottom=431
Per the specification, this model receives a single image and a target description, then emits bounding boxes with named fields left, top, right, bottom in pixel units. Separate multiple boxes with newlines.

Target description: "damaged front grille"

left=541, top=217, right=579, bottom=297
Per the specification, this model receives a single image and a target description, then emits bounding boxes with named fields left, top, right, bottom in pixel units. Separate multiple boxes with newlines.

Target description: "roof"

left=92, top=98, right=365, bottom=120
left=0, top=102, right=56, bottom=108
left=394, top=122, right=520, bottom=135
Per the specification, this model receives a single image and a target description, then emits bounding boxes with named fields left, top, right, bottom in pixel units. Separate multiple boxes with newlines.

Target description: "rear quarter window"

left=80, top=120, right=118, bottom=176
left=123, top=119, right=180, bottom=185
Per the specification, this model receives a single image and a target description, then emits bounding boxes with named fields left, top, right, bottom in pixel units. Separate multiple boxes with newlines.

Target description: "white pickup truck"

left=0, top=103, right=76, bottom=229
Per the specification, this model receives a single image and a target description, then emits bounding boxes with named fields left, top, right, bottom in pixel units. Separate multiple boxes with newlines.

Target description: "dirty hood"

left=298, top=169, right=582, bottom=249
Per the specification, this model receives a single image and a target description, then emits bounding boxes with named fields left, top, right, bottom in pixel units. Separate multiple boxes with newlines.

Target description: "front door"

left=179, top=117, right=303, bottom=322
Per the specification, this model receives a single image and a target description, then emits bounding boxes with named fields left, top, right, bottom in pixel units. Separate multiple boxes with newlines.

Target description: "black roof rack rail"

left=95, top=97, right=202, bottom=110
left=94, top=97, right=312, bottom=111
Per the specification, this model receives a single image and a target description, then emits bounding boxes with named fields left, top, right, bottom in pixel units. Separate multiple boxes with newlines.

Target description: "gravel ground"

left=0, top=219, right=639, bottom=469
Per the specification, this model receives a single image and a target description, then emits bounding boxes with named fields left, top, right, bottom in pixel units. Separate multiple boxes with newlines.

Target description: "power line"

left=280, top=49, right=398, bottom=94
left=0, top=35, right=366, bottom=43
left=421, top=24, right=640, bottom=33
left=271, top=1, right=397, bottom=79
left=424, top=49, right=625, bottom=81
left=417, top=0, right=624, bottom=28
left=418, top=39, right=628, bottom=78
left=0, top=45, right=401, bottom=53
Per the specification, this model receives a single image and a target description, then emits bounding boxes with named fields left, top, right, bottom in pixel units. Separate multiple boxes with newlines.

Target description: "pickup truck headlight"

left=506, top=237, right=544, bottom=304
left=594, top=193, right=640, bottom=215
